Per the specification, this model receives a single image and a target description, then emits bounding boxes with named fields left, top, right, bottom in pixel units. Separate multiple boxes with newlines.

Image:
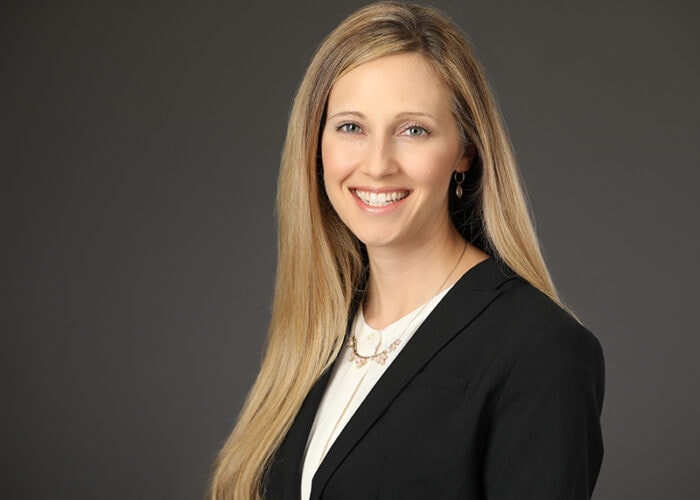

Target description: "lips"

left=353, top=189, right=410, bottom=208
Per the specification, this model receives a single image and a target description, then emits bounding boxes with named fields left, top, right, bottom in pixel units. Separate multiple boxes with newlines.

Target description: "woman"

left=211, top=2, right=604, bottom=499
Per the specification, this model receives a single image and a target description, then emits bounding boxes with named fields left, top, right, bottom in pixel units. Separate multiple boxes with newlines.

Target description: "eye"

left=337, top=122, right=362, bottom=134
left=401, top=124, right=430, bottom=137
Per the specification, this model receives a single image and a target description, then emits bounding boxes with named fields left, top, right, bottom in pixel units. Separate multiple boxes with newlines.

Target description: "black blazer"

left=265, top=258, right=605, bottom=499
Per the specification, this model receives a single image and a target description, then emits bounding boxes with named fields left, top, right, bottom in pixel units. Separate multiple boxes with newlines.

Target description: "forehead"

left=326, top=52, right=451, bottom=115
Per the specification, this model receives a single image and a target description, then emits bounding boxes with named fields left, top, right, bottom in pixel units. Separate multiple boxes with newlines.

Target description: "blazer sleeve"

left=483, top=320, right=605, bottom=499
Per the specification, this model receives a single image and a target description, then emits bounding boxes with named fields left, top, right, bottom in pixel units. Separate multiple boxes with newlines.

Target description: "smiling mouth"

left=353, top=189, right=410, bottom=208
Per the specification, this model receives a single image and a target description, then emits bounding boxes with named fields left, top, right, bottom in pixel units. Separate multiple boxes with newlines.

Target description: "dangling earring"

left=454, top=171, right=466, bottom=199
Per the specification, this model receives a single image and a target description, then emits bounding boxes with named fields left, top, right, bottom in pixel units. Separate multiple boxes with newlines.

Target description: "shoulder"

left=481, top=266, right=601, bottom=350
left=485, top=276, right=605, bottom=400
left=442, top=259, right=604, bottom=394
left=507, top=276, right=600, bottom=345
left=472, top=278, right=606, bottom=498
left=453, top=257, right=589, bottom=338
left=451, top=264, right=604, bottom=387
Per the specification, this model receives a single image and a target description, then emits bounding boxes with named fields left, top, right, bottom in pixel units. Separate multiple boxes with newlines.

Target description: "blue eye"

left=403, top=125, right=429, bottom=137
left=338, top=122, right=362, bottom=133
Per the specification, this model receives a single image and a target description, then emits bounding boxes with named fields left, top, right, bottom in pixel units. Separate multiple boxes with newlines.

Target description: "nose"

left=362, top=135, right=398, bottom=178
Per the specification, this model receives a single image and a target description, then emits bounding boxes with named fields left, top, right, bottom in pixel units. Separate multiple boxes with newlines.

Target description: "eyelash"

left=335, top=122, right=432, bottom=136
left=402, top=123, right=431, bottom=137
left=337, top=122, right=362, bottom=134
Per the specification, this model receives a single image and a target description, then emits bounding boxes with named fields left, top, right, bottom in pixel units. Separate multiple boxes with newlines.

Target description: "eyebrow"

left=326, top=111, right=438, bottom=121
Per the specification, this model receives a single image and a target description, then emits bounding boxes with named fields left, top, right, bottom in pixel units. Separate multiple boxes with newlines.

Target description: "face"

left=321, top=52, right=469, bottom=252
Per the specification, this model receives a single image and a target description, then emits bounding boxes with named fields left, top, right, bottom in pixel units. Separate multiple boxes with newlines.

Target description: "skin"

left=321, top=52, right=488, bottom=328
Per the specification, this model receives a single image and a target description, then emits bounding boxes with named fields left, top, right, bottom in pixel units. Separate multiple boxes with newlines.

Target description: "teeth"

left=354, top=189, right=409, bottom=207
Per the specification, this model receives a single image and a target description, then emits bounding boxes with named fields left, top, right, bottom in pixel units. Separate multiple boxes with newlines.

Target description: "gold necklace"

left=348, top=241, right=468, bottom=368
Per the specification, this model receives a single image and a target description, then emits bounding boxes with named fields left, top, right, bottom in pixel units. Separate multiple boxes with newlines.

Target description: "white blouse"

left=300, top=287, right=452, bottom=500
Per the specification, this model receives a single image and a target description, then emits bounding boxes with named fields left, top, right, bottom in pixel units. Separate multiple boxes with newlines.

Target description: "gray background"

left=2, top=0, right=698, bottom=498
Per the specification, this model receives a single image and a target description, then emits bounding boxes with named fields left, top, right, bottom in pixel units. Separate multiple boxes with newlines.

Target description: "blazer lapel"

left=270, top=300, right=361, bottom=498
left=276, top=367, right=332, bottom=498
left=310, top=258, right=513, bottom=499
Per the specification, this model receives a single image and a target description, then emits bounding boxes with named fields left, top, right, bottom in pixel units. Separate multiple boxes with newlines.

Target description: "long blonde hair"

left=210, top=2, right=560, bottom=498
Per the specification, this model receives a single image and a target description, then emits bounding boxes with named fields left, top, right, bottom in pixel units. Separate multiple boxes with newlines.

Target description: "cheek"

left=321, top=136, right=353, bottom=188
left=399, top=147, right=458, bottom=186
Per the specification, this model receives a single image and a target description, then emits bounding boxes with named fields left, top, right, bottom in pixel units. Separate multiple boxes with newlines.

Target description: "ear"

left=457, top=144, right=476, bottom=173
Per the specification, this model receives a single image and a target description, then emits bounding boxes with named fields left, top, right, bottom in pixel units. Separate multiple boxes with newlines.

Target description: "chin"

left=355, top=232, right=405, bottom=250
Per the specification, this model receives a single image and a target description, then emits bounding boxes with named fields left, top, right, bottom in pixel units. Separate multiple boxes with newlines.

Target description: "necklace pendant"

left=348, top=349, right=368, bottom=368
left=347, top=331, right=407, bottom=368
left=353, top=355, right=367, bottom=368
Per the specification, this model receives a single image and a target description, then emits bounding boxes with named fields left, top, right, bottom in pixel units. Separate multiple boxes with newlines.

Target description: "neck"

left=363, top=227, right=487, bottom=329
